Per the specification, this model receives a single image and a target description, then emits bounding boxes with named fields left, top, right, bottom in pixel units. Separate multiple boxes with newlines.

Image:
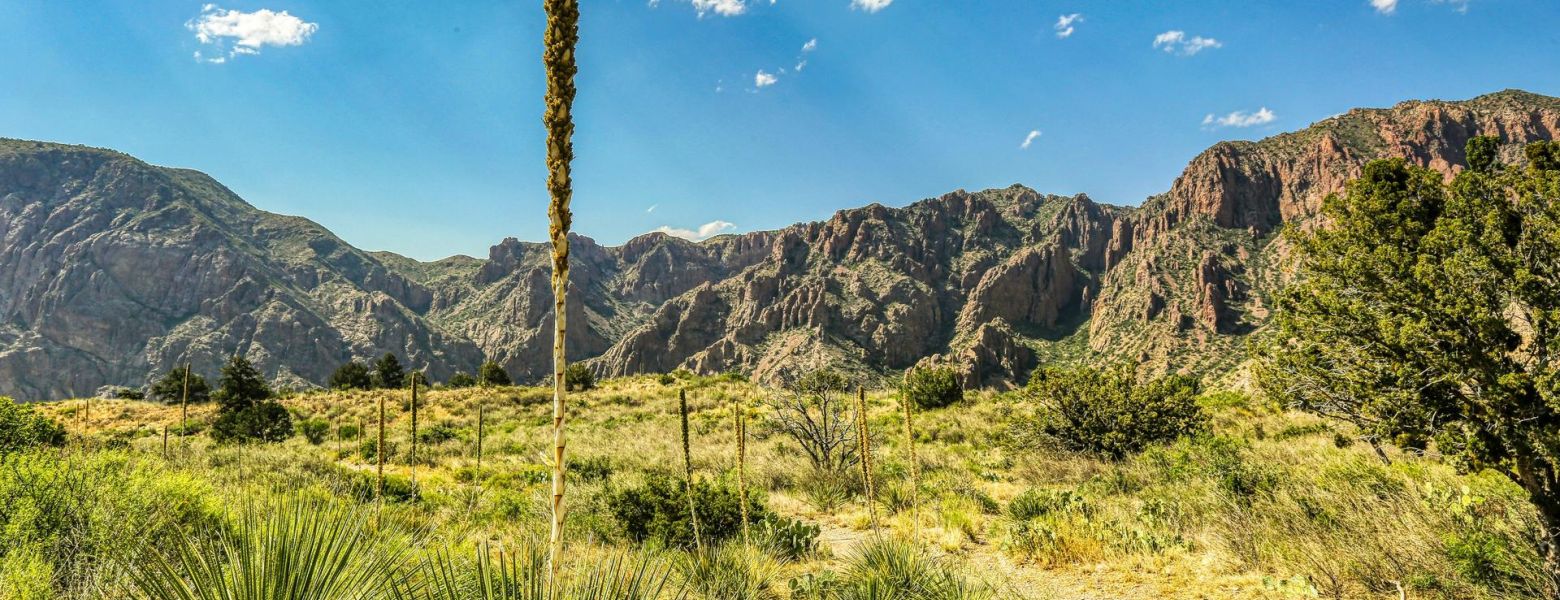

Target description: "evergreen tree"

left=212, top=355, right=271, bottom=412
left=329, top=361, right=373, bottom=391
left=208, top=355, right=291, bottom=443
left=373, top=353, right=406, bottom=389
left=1257, top=139, right=1560, bottom=584
left=478, top=361, right=512, bottom=387
left=149, top=367, right=210, bottom=404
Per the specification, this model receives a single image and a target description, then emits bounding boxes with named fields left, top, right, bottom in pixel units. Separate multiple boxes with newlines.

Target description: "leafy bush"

left=1027, top=365, right=1205, bottom=459
left=478, top=361, right=512, bottom=387
left=148, top=366, right=210, bottom=404
left=565, top=363, right=596, bottom=392
left=606, top=473, right=767, bottom=550
left=0, top=398, right=65, bottom=454
left=210, top=402, right=294, bottom=444
left=299, top=418, right=330, bottom=445
left=902, top=366, right=963, bottom=410
left=1007, top=488, right=1088, bottom=521
left=417, top=421, right=461, bottom=445
left=445, top=372, right=477, bottom=388
left=329, top=361, right=373, bottom=391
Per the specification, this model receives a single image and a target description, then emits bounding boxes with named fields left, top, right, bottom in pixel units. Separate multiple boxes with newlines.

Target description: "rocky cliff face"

left=1, top=90, right=1556, bottom=399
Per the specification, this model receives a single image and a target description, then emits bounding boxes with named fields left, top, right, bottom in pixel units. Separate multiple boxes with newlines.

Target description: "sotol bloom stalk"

left=542, top=0, right=579, bottom=589
left=681, top=389, right=705, bottom=552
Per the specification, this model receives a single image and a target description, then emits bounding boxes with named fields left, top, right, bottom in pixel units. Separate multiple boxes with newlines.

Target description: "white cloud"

left=1370, top=0, right=1399, bottom=13
left=1054, top=13, right=1082, bottom=39
left=795, top=60, right=808, bottom=71
left=802, top=38, right=818, bottom=52
left=653, top=220, right=737, bottom=241
left=690, top=0, right=746, bottom=16
left=647, top=204, right=659, bottom=213
left=1153, top=30, right=1222, bottom=56
left=1202, top=107, right=1277, bottom=128
left=755, top=70, right=778, bottom=88
left=187, top=5, right=317, bottom=63
left=1020, top=130, right=1042, bottom=150
left=851, top=0, right=893, bottom=13
left=1374, top=0, right=1472, bottom=14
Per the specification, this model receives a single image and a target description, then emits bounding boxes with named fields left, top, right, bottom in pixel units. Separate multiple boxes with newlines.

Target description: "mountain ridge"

left=1, top=88, right=1556, bottom=399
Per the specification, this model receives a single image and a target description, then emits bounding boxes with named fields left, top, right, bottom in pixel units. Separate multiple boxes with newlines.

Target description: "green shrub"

left=833, top=537, right=992, bottom=599
left=567, top=455, right=613, bottom=482
left=1027, top=365, right=1205, bottom=459
left=796, top=468, right=854, bottom=513
left=417, top=421, right=460, bottom=445
left=210, top=402, right=293, bottom=444
left=1007, top=488, right=1088, bottom=521
left=299, top=418, right=330, bottom=445
left=0, top=397, right=66, bottom=454
left=606, top=473, right=768, bottom=550
left=328, top=361, right=373, bottom=391
left=478, top=361, right=512, bottom=387
left=565, top=363, right=596, bottom=392
left=148, top=367, right=210, bottom=404
left=902, top=366, right=963, bottom=410
left=446, top=372, right=477, bottom=388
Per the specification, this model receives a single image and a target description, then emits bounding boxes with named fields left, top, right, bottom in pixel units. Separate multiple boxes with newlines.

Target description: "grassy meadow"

left=0, top=373, right=1548, bottom=599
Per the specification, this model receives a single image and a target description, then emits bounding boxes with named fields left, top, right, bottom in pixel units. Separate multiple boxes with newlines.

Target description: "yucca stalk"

left=734, top=398, right=749, bottom=547
left=680, top=389, right=705, bottom=553
left=161, top=424, right=168, bottom=459
left=477, top=402, right=485, bottom=469
left=377, top=393, right=386, bottom=504
left=901, top=392, right=920, bottom=536
left=542, top=0, right=580, bottom=590
left=409, top=375, right=419, bottom=484
left=856, top=388, right=878, bottom=529
left=181, top=362, right=191, bottom=450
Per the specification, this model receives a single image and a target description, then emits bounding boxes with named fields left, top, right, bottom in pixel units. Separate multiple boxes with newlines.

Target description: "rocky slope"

left=1, top=89, right=1556, bottom=399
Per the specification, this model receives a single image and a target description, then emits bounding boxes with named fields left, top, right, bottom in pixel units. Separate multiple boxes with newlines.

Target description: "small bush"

left=328, top=361, right=373, bottom=391
left=796, top=468, right=854, bottom=513
left=606, top=473, right=768, bottom=550
left=299, top=418, right=330, bottom=445
left=678, top=544, right=785, bottom=600
left=209, top=402, right=293, bottom=444
left=903, top=366, right=963, bottom=410
left=1007, top=488, right=1088, bottom=521
left=0, top=398, right=66, bottom=454
left=148, top=367, right=210, bottom=404
left=446, top=372, right=477, bottom=388
left=834, top=537, right=992, bottom=599
left=565, top=363, right=596, bottom=392
left=1027, top=365, right=1205, bottom=460
left=417, top=421, right=460, bottom=445
left=478, top=361, right=512, bottom=387
left=568, top=455, right=613, bottom=482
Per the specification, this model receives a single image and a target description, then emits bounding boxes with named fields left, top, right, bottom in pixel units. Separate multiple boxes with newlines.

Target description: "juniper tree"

left=1257, top=138, right=1560, bottom=586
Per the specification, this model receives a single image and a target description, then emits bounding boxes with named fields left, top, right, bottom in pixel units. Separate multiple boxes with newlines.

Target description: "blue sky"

left=2, top=0, right=1559, bottom=260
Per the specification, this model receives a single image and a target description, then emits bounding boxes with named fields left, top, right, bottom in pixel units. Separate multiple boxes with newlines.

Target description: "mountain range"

left=2, top=89, right=1558, bottom=400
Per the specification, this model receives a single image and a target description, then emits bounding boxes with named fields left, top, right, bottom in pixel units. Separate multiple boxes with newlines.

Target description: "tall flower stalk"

left=542, top=0, right=580, bottom=591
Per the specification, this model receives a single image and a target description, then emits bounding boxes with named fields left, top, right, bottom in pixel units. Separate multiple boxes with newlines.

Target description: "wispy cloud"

left=650, top=0, right=747, bottom=18
left=654, top=220, right=737, bottom=241
left=851, top=0, right=893, bottom=13
left=187, top=5, right=317, bottom=63
left=755, top=70, right=778, bottom=88
left=1153, top=30, right=1222, bottom=56
left=1020, top=130, right=1042, bottom=150
left=1373, top=0, right=1472, bottom=14
left=1054, top=13, right=1083, bottom=39
left=802, top=38, right=818, bottom=52
left=646, top=204, right=659, bottom=213
left=1202, top=107, right=1277, bottom=128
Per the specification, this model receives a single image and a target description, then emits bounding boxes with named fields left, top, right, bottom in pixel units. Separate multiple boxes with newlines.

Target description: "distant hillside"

left=1, top=89, right=1556, bottom=399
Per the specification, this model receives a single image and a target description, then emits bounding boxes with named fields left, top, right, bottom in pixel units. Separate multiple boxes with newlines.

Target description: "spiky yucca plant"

left=542, top=0, right=580, bottom=589
left=397, top=540, right=684, bottom=600
left=680, top=389, right=704, bottom=552
left=129, top=499, right=405, bottom=600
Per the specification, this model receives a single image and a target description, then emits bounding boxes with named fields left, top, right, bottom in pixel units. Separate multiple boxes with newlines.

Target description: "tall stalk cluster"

left=541, top=0, right=580, bottom=590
